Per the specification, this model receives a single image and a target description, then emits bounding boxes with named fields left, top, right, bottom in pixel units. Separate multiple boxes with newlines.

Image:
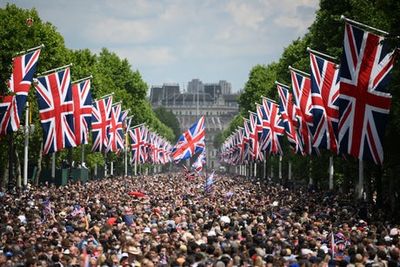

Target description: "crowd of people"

left=0, top=171, right=399, bottom=267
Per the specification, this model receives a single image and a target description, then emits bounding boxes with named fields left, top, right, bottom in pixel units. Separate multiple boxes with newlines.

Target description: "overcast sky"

left=5, top=0, right=319, bottom=92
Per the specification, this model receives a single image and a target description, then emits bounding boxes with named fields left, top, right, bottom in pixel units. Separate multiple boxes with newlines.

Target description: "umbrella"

left=128, top=191, right=146, bottom=198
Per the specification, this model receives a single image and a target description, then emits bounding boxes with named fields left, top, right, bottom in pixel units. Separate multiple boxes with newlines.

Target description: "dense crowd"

left=0, top=172, right=399, bottom=267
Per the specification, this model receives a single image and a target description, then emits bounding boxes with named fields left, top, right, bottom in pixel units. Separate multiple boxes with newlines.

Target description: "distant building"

left=187, top=79, right=204, bottom=94
left=150, top=79, right=239, bottom=169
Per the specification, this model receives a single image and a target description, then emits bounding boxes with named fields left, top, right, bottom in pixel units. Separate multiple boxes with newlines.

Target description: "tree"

left=153, top=107, right=180, bottom=141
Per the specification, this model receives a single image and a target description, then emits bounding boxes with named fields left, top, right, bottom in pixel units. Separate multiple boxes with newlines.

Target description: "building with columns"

left=150, top=80, right=239, bottom=169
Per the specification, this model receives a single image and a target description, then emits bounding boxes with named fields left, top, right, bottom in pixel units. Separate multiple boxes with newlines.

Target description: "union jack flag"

left=91, top=96, right=112, bottom=152
left=71, top=79, right=92, bottom=145
left=129, top=125, right=146, bottom=164
left=309, top=51, right=340, bottom=153
left=172, top=116, right=205, bottom=162
left=236, top=128, right=246, bottom=164
left=338, top=22, right=396, bottom=164
left=249, top=112, right=263, bottom=161
left=204, top=171, right=215, bottom=193
left=35, top=68, right=76, bottom=154
left=192, top=150, right=206, bottom=173
left=259, top=98, right=285, bottom=155
left=0, top=48, right=41, bottom=135
left=290, top=68, right=316, bottom=155
left=242, top=119, right=252, bottom=162
left=277, top=83, right=303, bottom=154
left=107, top=104, right=124, bottom=153
left=142, top=126, right=150, bottom=162
left=0, top=96, right=18, bottom=135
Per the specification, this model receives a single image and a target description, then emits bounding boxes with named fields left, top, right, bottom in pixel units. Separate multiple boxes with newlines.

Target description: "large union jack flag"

left=107, top=104, right=124, bottom=153
left=309, top=51, right=340, bottom=153
left=91, top=96, right=112, bottom=152
left=338, top=22, right=396, bottom=164
left=0, top=48, right=41, bottom=135
left=71, top=79, right=92, bottom=145
left=129, top=125, right=146, bottom=164
left=35, top=68, right=76, bottom=154
left=172, top=116, right=205, bottom=162
left=277, top=83, right=303, bottom=154
left=259, top=98, right=285, bottom=155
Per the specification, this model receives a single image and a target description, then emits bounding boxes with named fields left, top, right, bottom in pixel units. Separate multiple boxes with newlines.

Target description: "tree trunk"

left=35, top=141, right=43, bottom=186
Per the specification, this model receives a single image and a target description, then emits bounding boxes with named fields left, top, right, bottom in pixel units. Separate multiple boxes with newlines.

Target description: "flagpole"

left=306, top=47, right=338, bottom=61
left=72, top=75, right=93, bottom=84
left=288, top=160, right=292, bottom=181
left=340, top=15, right=389, bottom=36
left=263, top=151, right=266, bottom=180
left=15, top=44, right=44, bottom=56
left=357, top=159, right=364, bottom=199
left=23, top=102, right=30, bottom=186
left=275, top=81, right=290, bottom=88
left=279, top=155, right=282, bottom=181
left=124, top=128, right=129, bottom=177
left=36, top=63, right=73, bottom=77
left=261, top=96, right=277, bottom=103
left=288, top=65, right=311, bottom=77
left=110, top=161, right=114, bottom=176
left=81, top=145, right=85, bottom=166
left=329, top=156, right=334, bottom=190
left=51, top=152, right=56, bottom=180
left=104, top=151, right=107, bottom=177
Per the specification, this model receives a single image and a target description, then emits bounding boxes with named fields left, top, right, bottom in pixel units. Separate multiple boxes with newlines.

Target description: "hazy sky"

left=5, top=0, right=319, bottom=92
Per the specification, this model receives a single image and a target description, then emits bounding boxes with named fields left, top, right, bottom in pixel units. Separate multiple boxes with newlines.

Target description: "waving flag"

left=72, top=78, right=92, bottom=145
left=0, top=48, right=41, bottom=135
left=309, top=51, right=340, bottom=153
left=290, top=68, right=316, bottom=155
left=91, top=96, right=112, bottom=152
left=35, top=68, right=76, bottom=154
left=338, top=21, right=396, bottom=164
left=277, top=83, right=303, bottom=154
left=172, top=116, right=205, bottom=162
left=107, top=104, right=124, bottom=153
left=129, top=125, right=146, bottom=164
left=192, top=150, right=206, bottom=173
left=204, top=171, right=215, bottom=193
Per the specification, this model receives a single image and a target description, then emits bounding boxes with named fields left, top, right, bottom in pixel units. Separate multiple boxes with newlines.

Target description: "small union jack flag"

left=91, top=96, right=112, bottom=152
left=338, top=22, right=396, bottom=164
left=172, top=116, right=205, bottom=162
left=192, top=150, right=206, bottom=173
left=309, top=51, right=340, bottom=153
left=35, top=68, right=76, bottom=154
left=71, top=79, right=92, bottom=145
left=204, top=171, right=215, bottom=193
left=0, top=48, right=41, bottom=135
